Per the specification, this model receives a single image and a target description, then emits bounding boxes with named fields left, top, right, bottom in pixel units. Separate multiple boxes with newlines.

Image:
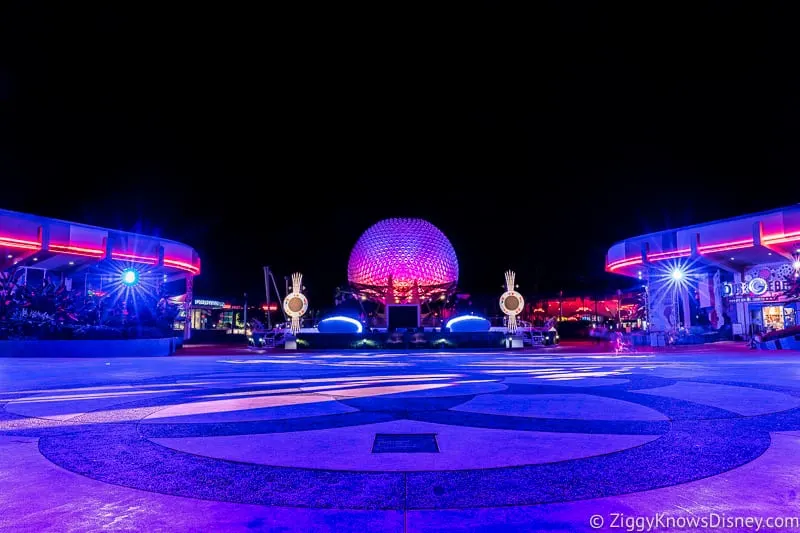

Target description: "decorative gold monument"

left=499, top=270, right=524, bottom=334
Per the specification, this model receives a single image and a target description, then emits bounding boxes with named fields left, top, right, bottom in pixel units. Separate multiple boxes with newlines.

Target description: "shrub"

left=73, top=325, right=124, bottom=340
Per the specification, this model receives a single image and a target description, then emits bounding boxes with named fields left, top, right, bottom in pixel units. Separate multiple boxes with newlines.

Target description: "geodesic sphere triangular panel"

left=348, top=218, right=459, bottom=297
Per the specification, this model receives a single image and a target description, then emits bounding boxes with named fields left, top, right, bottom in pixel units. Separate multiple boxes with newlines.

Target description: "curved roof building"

left=348, top=218, right=458, bottom=302
left=0, top=208, right=200, bottom=277
left=606, top=204, right=800, bottom=335
left=606, top=204, right=800, bottom=278
left=0, top=208, right=202, bottom=340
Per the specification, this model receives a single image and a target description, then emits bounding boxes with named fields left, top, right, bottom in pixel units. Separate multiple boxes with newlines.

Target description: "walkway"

left=2, top=346, right=799, bottom=531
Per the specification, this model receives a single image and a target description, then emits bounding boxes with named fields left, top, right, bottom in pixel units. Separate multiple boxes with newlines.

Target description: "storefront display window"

left=183, top=298, right=248, bottom=333
left=191, top=309, right=209, bottom=330
left=762, top=305, right=785, bottom=331
left=783, top=306, right=795, bottom=328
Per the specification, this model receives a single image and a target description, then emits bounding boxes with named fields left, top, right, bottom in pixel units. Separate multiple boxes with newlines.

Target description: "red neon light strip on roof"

left=608, top=231, right=800, bottom=274
left=48, top=244, right=105, bottom=257
left=111, top=252, right=158, bottom=264
left=698, top=238, right=752, bottom=248
left=763, top=230, right=800, bottom=244
left=698, top=241, right=753, bottom=253
left=0, top=235, right=41, bottom=246
left=607, top=258, right=642, bottom=271
left=164, top=258, right=200, bottom=274
left=697, top=239, right=752, bottom=251
left=607, top=257, right=642, bottom=267
left=647, top=248, right=691, bottom=260
left=0, top=237, right=41, bottom=251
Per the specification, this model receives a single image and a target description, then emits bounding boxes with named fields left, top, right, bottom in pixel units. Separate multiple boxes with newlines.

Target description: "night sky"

left=1, top=3, right=797, bottom=305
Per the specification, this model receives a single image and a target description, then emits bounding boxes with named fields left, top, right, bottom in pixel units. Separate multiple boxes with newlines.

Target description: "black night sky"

left=1, top=3, right=798, bottom=305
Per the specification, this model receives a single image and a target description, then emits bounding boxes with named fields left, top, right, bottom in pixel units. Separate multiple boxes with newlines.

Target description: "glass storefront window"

left=191, top=309, right=210, bottom=330
left=784, top=307, right=795, bottom=328
left=219, top=311, right=234, bottom=330
left=762, top=306, right=785, bottom=331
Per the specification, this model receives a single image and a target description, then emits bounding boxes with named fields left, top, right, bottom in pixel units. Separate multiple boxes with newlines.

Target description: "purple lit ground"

left=2, top=344, right=800, bottom=531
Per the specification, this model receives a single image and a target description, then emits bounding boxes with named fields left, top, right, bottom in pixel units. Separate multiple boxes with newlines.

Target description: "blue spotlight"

left=121, top=269, right=139, bottom=286
left=318, top=316, right=363, bottom=333
left=445, top=314, right=491, bottom=332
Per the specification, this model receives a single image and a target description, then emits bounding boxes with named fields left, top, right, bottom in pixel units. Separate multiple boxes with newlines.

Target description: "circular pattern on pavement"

left=150, top=419, right=661, bottom=471
left=3, top=365, right=800, bottom=510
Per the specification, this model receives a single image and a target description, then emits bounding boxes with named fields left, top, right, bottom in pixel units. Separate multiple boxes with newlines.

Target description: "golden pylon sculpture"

left=499, top=270, right=524, bottom=334
left=282, top=272, right=308, bottom=334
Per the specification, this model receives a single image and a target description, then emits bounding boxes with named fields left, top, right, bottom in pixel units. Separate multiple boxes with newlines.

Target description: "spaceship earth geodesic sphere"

left=348, top=218, right=459, bottom=299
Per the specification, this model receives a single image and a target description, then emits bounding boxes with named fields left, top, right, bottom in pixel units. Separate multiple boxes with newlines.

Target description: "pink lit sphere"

left=348, top=218, right=459, bottom=294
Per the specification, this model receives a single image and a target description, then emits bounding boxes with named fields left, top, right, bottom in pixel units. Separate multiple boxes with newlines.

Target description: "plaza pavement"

left=2, top=343, right=800, bottom=532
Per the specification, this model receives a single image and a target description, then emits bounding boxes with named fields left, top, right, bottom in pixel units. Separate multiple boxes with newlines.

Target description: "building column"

left=647, top=268, right=669, bottom=332
left=681, top=285, right=692, bottom=329
left=712, top=269, right=725, bottom=329
left=184, top=274, right=193, bottom=340
left=733, top=271, right=747, bottom=336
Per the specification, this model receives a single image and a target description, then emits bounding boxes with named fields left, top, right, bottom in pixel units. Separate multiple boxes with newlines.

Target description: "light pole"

left=263, top=266, right=272, bottom=329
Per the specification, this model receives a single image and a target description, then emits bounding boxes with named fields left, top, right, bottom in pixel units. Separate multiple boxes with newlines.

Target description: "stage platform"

left=293, top=331, right=506, bottom=350
left=265, top=329, right=558, bottom=350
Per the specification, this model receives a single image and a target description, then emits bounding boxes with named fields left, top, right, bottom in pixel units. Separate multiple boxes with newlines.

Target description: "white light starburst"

left=648, top=258, right=703, bottom=332
left=97, top=262, right=161, bottom=321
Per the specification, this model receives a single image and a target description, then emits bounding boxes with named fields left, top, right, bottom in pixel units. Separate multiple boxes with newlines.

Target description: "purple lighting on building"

left=348, top=218, right=459, bottom=302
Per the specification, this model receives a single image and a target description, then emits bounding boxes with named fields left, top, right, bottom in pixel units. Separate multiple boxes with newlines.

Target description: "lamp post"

left=673, top=284, right=679, bottom=332
left=263, top=266, right=272, bottom=330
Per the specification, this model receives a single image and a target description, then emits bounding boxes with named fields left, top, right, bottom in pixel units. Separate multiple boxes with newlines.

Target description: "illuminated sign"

left=193, top=298, right=225, bottom=307
left=748, top=277, right=768, bottom=295
left=723, top=276, right=791, bottom=302
left=723, top=278, right=790, bottom=297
